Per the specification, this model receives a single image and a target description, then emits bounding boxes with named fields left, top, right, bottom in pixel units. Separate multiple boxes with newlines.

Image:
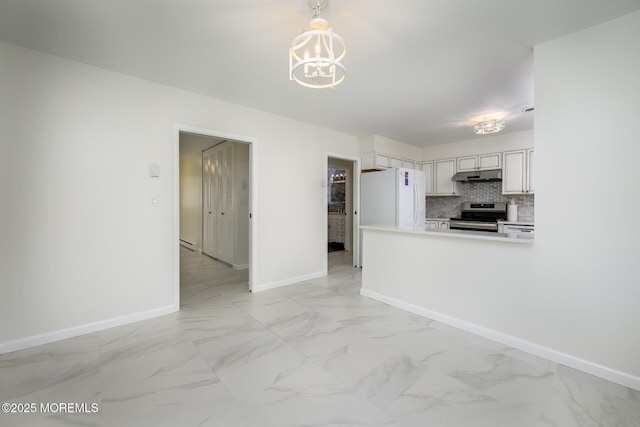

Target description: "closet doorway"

left=174, top=125, right=257, bottom=303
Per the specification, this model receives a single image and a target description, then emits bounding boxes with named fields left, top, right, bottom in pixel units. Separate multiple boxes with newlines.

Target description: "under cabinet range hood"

left=451, top=169, right=502, bottom=182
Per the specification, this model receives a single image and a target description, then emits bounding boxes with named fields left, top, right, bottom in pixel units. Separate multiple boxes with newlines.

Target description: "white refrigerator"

left=359, top=167, right=426, bottom=265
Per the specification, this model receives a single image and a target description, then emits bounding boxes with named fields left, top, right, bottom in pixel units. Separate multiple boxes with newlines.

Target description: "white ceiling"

left=2, top=0, right=639, bottom=147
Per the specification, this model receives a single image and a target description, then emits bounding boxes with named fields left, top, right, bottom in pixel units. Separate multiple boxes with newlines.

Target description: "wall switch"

left=151, top=194, right=160, bottom=207
left=150, top=164, right=160, bottom=177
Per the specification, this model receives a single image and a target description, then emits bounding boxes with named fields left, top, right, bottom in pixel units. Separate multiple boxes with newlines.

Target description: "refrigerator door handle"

left=413, top=180, right=418, bottom=226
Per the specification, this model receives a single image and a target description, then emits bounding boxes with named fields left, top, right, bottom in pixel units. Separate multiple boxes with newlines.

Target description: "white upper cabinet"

left=390, top=157, right=403, bottom=168
left=456, top=153, right=501, bottom=171
left=403, top=159, right=417, bottom=170
left=376, top=153, right=391, bottom=169
left=421, top=161, right=433, bottom=196
left=361, top=152, right=389, bottom=169
left=367, top=148, right=530, bottom=197
left=503, top=149, right=534, bottom=194
left=434, top=159, right=459, bottom=196
left=456, top=156, right=477, bottom=171
left=361, top=151, right=419, bottom=170
left=375, top=153, right=390, bottom=168
left=527, top=149, right=534, bottom=193
left=479, top=153, right=501, bottom=169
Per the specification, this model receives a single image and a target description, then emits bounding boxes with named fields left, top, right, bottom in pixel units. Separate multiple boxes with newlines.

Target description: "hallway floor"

left=1, top=248, right=639, bottom=426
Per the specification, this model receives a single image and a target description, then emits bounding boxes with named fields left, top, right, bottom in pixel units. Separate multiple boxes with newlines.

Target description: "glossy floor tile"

left=1, top=248, right=639, bottom=426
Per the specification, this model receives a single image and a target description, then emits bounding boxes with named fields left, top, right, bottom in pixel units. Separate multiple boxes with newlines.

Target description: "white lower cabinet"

left=426, top=220, right=450, bottom=230
left=328, top=215, right=345, bottom=243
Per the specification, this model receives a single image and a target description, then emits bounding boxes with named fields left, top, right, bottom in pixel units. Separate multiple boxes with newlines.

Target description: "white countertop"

left=425, top=218, right=450, bottom=221
left=361, top=224, right=534, bottom=244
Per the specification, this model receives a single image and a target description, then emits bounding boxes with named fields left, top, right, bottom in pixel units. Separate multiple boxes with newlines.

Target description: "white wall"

left=179, top=134, right=220, bottom=251
left=0, top=42, right=359, bottom=349
left=533, top=10, right=640, bottom=378
left=361, top=11, right=640, bottom=386
left=421, top=129, right=534, bottom=160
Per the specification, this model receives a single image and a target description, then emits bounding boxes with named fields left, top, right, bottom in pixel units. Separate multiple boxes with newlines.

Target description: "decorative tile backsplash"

left=426, top=181, right=534, bottom=223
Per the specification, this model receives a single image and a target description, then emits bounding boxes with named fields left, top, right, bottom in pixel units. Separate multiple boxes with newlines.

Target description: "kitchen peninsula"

left=361, top=224, right=534, bottom=244
left=359, top=224, right=535, bottom=365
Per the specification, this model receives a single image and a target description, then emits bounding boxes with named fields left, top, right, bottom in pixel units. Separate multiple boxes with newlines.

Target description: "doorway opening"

left=327, top=166, right=348, bottom=253
left=326, top=154, right=360, bottom=269
left=174, top=125, right=257, bottom=310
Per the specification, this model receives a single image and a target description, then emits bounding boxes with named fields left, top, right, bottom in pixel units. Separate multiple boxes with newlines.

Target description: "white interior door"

left=215, top=143, right=234, bottom=263
left=202, top=149, right=216, bottom=257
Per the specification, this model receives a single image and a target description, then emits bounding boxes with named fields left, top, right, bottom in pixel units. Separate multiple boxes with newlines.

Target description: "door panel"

left=202, top=150, right=215, bottom=257
left=216, top=144, right=234, bottom=263
left=203, top=142, right=235, bottom=264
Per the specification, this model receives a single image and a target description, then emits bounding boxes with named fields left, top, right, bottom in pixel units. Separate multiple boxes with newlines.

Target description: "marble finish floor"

left=1, top=248, right=639, bottom=426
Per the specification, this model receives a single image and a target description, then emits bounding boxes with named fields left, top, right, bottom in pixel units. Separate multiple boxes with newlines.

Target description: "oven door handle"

left=450, top=221, right=497, bottom=230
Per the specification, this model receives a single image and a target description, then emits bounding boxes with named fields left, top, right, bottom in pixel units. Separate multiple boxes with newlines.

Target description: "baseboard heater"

left=179, top=239, right=197, bottom=252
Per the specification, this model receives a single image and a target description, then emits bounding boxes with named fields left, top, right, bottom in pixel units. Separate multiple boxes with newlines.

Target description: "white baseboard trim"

left=252, top=270, right=326, bottom=293
left=0, top=304, right=178, bottom=355
left=361, top=288, right=640, bottom=391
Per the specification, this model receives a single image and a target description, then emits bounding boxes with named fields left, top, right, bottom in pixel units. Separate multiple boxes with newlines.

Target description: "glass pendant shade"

left=474, top=119, right=505, bottom=134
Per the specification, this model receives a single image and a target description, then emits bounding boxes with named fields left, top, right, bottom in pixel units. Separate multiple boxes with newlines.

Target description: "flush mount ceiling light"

left=289, top=0, right=346, bottom=89
left=474, top=119, right=506, bottom=135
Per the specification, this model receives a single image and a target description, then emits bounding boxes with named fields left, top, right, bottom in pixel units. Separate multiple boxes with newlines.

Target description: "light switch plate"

left=151, top=194, right=160, bottom=207
left=150, top=164, right=160, bottom=177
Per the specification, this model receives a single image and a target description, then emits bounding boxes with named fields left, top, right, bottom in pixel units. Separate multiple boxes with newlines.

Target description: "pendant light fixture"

left=289, top=0, right=346, bottom=89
